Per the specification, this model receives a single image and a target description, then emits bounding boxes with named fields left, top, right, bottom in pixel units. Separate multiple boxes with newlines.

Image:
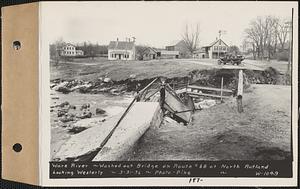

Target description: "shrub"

left=276, top=51, right=289, bottom=61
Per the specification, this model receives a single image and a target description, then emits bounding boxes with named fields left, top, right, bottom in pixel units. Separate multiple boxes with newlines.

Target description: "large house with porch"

left=108, top=39, right=135, bottom=60
left=200, top=39, right=229, bottom=59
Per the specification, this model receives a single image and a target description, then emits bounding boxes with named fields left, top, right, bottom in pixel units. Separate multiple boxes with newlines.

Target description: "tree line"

left=243, top=15, right=291, bottom=61
left=50, top=38, right=108, bottom=62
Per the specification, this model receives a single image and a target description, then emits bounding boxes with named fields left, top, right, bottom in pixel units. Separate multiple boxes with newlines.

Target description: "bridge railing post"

left=237, top=70, right=243, bottom=113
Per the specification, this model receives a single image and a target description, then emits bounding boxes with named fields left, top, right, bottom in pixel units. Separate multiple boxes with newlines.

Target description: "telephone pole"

left=218, top=30, right=226, bottom=59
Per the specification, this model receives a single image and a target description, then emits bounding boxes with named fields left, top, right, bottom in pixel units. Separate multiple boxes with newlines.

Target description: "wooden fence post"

left=220, top=77, right=224, bottom=102
left=237, top=70, right=243, bottom=113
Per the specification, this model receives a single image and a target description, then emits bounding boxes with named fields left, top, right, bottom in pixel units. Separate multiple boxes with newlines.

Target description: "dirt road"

left=128, top=84, right=291, bottom=160
left=180, top=59, right=264, bottom=71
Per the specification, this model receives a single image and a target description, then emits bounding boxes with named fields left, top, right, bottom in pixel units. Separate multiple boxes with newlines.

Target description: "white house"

left=201, top=39, right=229, bottom=59
left=61, top=43, right=84, bottom=57
left=108, top=39, right=135, bottom=60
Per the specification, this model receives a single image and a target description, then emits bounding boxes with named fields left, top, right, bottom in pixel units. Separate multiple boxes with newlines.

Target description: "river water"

left=50, top=90, right=133, bottom=160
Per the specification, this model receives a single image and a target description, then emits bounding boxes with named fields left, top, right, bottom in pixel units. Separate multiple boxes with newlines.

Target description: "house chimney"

left=117, top=38, right=119, bottom=41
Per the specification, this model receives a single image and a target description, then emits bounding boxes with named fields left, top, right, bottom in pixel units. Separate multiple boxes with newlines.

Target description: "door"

left=118, top=54, right=121, bottom=59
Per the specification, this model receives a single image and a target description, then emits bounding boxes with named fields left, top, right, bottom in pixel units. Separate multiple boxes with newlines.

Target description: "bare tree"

left=244, top=16, right=288, bottom=60
left=135, top=45, right=149, bottom=60
left=181, top=23, right=200, bottom=54
left=50, top=38, right=66, bottom=65
left=277, top=18, right=289, bottom=51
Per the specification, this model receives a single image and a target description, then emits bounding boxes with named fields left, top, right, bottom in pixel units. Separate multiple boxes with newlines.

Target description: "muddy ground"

left=128, top=84, right=291, bottom=160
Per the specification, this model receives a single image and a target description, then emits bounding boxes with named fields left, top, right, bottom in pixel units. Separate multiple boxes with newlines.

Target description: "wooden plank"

left=93, top=102, right=162, bottom=161
left=188, top=85, right=233, bottom=93
left=237, top=70, right=243, bottom=97
left=165, top=89, right=191, bottom=123
left=187, top=92, right=231, bottom=99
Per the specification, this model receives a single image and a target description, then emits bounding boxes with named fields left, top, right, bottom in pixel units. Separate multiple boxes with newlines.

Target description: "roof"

left=108, top=41, right=135, bottom=50
left=143, top=47, right=157, bottom=54
left=64, top=43, right=75, bottom=47
left=202, top=39, right=229, bottom=47
left=166, top=40, right=184, bottom=47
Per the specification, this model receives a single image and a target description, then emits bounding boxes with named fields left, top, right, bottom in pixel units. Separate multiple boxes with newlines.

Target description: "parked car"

left=218, top=54, right=245, bottom=65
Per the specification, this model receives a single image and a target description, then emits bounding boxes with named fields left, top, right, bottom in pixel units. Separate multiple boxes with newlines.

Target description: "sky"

left=42, top=1, right=296, bottom=48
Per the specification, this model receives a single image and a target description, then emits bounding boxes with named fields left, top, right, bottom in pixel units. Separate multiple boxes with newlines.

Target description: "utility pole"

left=125, top=37, right=128, bottom=63
left=218, top=30, right=226, bottom=59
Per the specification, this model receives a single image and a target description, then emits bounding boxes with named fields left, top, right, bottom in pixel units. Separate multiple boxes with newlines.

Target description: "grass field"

left=51, top=57, right=289, bottom=82
left=50, top=57, right=210, bottom=81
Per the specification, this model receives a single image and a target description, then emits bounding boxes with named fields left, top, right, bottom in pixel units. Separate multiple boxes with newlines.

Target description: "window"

left=223, top=46, right=226, bottom=51
left=214, top=46, right=218, bottom=50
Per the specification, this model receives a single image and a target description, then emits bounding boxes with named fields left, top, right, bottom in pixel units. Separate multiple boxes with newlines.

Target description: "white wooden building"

left=108, top=39, right=135, bottom=60
left=61, top=43, right=84, bottom=57
left=201, top=39, right=229, bottom=59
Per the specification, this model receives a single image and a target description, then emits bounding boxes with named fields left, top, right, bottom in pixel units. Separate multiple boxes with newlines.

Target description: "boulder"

left=95, top=108, right=106, bottom=115
left=104, top=77, right=112, bottom=83
left=129, top=74, right=136, bottom=79
left=78, top=112, right=92, bottom=119
left=80, top=103, right=90, bottom=110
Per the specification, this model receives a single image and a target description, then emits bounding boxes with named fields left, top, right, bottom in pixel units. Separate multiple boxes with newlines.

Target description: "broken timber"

left=186, top=85, right=233, bottom=99
left=54, top=77, right=193, bottom=161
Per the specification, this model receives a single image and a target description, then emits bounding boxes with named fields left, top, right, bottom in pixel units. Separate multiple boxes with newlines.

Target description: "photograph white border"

left=39, top=1, right=298, bottom=187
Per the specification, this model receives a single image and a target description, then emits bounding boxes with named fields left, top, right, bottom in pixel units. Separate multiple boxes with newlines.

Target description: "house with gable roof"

left=108, top=38, right=135, bottom=60
left=201, top=38, right=229, bottom=59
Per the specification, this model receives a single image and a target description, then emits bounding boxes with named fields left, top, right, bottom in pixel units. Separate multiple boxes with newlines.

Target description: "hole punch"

left=13, top=143, right=22, bottom=152
left=13, top=41, right=21, bottom=50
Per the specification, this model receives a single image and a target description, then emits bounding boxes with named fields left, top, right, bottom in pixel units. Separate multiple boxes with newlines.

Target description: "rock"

left=57, top=87, right=72, bottom=94
left=129, top=74, right=136, bottom=79
left=57, top=110, right=68, bottom=117
left=50, top=83, right=57, bottom=88
left=58, top=101, right=69, bottom=108
left=80, top=103, right=90, bottom=110
left=69, top=105, right=76, bottom=110
left=60, top=115, right=75, bottom=123
left=78, top=112, right=92, bottom=119
left=68, top=127, right=88, bottom=134
left=53, top=81, right=72, bottom=94
left=95, top=108, right=106, bottom=115
left=52, top=81, right=68, bottom=90
left=103, top=77, right=112, bottom=83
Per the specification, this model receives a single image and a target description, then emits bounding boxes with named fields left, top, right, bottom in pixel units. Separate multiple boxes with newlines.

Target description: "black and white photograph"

left=44, top=1, right=296, bottom=181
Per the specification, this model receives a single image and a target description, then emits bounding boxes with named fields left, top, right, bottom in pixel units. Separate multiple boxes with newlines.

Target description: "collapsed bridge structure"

left=54, top=77, right=195, bottom=161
